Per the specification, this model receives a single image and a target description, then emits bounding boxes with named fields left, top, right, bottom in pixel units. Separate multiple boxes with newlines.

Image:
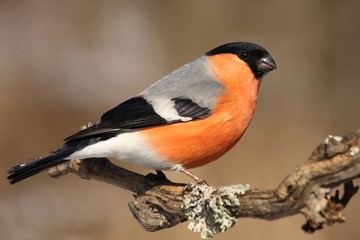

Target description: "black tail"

left=7, top=145, right=75, bottom=184
left=7, top=128, right=115, bottom=184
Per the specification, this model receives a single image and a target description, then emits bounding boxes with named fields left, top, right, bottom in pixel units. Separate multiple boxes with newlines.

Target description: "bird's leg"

left=180, top=169, right=208, bottom=185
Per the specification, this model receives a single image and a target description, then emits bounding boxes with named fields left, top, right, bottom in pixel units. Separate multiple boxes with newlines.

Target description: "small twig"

left=48, top=129, right=360, bottom=238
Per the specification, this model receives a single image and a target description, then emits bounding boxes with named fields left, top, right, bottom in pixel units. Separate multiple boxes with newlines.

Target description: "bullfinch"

left=7, top=42, right=276, bottom=184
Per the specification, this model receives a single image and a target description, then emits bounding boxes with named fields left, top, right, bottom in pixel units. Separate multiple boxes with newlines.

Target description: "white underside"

left=66, top=132, right=182, bottom=171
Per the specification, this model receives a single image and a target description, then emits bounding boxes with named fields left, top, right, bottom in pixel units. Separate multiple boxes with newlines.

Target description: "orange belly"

left=140, top=107, right=252, bottom=168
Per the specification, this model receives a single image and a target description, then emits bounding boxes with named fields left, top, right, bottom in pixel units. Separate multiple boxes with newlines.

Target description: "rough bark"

left=48, top=129, right=360, bottom=238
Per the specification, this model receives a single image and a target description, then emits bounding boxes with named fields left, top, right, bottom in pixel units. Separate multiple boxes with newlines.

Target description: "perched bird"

left=7, top=42, right=276, bottom=185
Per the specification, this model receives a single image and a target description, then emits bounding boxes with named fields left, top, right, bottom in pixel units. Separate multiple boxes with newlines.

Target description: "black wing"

left=65, top=96, right=210, bottom=142
left=100, top=97, right=168, bottom=129
left=172, top=98, right=211, bottom=119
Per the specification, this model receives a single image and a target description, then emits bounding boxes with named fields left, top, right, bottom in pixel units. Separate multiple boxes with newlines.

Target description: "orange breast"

left=141, top=54, right=260, bottom=169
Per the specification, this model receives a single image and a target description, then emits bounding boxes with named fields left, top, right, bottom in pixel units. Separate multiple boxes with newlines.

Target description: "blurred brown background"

left=1, top=1, right=360, bottom=239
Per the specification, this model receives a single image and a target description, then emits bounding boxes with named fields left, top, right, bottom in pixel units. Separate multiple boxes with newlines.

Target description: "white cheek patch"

left=149, top=98, right=192, bottom=122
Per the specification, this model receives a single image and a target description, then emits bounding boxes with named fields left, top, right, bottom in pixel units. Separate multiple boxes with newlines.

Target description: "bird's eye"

left=239, top=51, right=249, bottom=60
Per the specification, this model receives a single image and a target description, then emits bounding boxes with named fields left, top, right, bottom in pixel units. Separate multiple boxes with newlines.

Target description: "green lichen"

left=182, top=184, right=251, bottom=238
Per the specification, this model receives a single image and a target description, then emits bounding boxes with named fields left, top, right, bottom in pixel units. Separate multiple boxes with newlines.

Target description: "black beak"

left=257, top=54, right=277, bottom=74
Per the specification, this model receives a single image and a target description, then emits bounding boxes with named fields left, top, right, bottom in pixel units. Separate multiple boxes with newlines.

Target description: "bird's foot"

left=145, top=170, right=170, bottom=183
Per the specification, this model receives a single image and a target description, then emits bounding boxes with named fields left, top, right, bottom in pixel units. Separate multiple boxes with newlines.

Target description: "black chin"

left=255, top=71, right=265, bottom=79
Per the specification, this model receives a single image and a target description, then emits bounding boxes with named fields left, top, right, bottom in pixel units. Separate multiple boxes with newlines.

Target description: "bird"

left=7, top=42, right=276, bottom=185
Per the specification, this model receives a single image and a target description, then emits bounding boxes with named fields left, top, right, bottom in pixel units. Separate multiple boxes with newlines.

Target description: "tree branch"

left=48, top=129, right=360, bottom=238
